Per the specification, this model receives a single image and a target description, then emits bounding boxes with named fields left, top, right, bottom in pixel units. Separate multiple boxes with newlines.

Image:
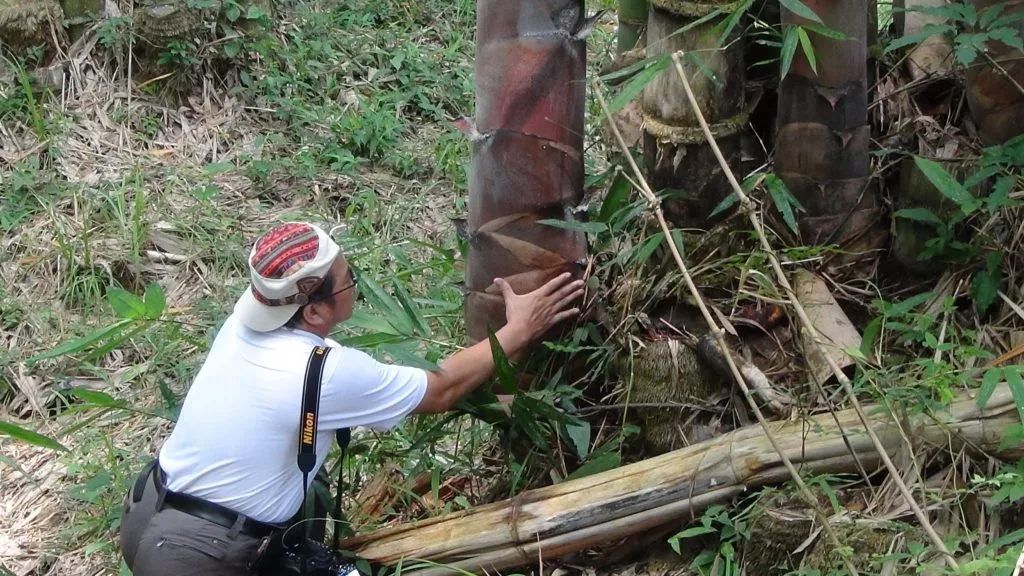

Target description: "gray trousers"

left=119, top=464, right=266, bottom=576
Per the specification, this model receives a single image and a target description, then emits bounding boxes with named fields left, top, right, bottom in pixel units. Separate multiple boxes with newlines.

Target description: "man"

left=118, top=222, right=583, bottom=575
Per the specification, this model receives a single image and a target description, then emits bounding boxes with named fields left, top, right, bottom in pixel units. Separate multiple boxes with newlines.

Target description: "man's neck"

left=293, top=322, right=329, bottom=339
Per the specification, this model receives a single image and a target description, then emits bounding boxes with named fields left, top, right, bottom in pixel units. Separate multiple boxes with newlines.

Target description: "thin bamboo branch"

left=591, top=80, right=862, bottom=576
left=669, top=50, right=959, bottom=569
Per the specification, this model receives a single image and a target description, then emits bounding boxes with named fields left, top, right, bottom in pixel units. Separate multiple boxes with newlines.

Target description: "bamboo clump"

left=342, top=385, right=1023, bottom=575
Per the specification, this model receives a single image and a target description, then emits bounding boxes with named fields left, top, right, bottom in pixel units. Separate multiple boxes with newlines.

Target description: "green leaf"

left=567, top=450, right=620, bottom=480
left=765, top=175, right=803, bottom=235
left=202, top=162, right=234, bottom=176
left=358, top=276, right=413, bottom=335
left=972, top=252, right=1003, bottom=314
left=487, top=329, right=517, bottom=395
left=0, top=420, right=67, bottom=451
left=713, top=0, right=753, bottom=43
left=986, top=176, right=1014, bottom=213
left=564, top=420, right=591, bottom=459
left=143, top=283, right=166, bottom=320
left=710, top=191, right=739, bottom=217
left=28, top=319, right=135, bottom=363
left=108, top=288, right=146, bottom=319
left=608, top=56, right=669, bottom=114
left=780, top=0, right=823, bottom=23
left=801, top=22, right=852, bottom=40
left=894, top=207, right=944, bottom=225
left=860, top=317, right=882, bottom=358
left=797, top=27, right=817, bottom=75
left=382, top=345, right=439, bottom=371
left=1006, top=366, right=1024, bottom=423
left=780, top=26, right=800, bottom=81
left=598, top=173, right=631, bottom=223
left=337, top=332, right=406, bottom=348
left=391, top=281, right=430, bottom=337
left=68, top=388, right=127, bottom=408
left=630, top=232, right=664, bottom=266
left=978, top=367, right=1003, bottom=409
left=537, top=219, right=607, bottom=235
left=672, top=525, right=718, bottom=541
left=914, top=156, right=978, bottom=214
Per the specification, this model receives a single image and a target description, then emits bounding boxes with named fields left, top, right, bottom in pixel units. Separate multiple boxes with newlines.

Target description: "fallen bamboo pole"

left=342, top=385, right=1022, bottom=574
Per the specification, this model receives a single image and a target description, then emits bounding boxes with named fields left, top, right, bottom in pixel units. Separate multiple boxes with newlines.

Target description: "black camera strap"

left=299, top=346, right=352, bottom=544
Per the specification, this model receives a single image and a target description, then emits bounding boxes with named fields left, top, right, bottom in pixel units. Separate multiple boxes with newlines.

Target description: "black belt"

left=150, top=463, right=281, bottom=539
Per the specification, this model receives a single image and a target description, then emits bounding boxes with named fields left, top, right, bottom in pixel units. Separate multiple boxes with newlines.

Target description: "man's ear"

left=301, top=303, right=329, bottom=328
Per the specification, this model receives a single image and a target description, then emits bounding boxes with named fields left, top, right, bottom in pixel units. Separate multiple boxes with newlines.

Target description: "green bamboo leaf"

left=598, top=173, right=631, bottom=223
left=608, top=56, right=669, bottom=114
left=630, top=232, right=664, bottom=266
left=780, top=26, right=800, bottom=80
left=801, top=22, right=852, bottom=40
left=28, top=319, right=135, bottom=363
left=913, top=157, right=979, bottom=214
left=0, top=420, right=67, bottom=451
left=143, top=283, right=166, bottom=320
left=358, top=276, right=413, bottom=335
left=564, top=420, right=590, bottom=459
left=566, top=450, right=620, bottom=480
left=1005, top=366, right=1024, bottom=423
left=714, top=0, right=754, bottom=43
left=710, top=191, right=739, bottom=217
left=487, top=329, right=517, bottom=395
left=537, top=219, right=607, bottom=235
left=68, top=388, right=127, bottom=408
left=337, top=332, right=406, bottom=348
left=765, top=175, right=804, bottom=235
left=108, top=288, right=146, bottom=319
left=391, top=281, right=430, bottom=337
left=797, top=27, right=817, bottom=75
left=894, top=207, right=944, bottom=225
left=780, top=0, right=823, bottom=23
left=978, top=367, right=1003, bottom=409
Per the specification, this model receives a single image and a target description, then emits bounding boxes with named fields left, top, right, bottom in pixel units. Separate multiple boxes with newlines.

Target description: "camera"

left=272, top=538, right=360, bottom=576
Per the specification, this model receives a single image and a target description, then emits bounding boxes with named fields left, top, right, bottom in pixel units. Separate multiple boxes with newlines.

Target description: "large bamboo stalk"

left=465, top=0, right=589, bottom=343
left=641, top=0, right=745, bottom=227
left=776, top=0, right=882, bottom=248
left=618, top=0, right=648, bottom=54
left=343, top=385, right=1023, bottom=574
left=966, top=0, right=1024, bottom=146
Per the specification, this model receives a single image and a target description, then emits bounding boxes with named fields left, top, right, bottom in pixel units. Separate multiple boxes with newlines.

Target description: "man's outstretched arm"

left=414, top=273, right=584, bottom=414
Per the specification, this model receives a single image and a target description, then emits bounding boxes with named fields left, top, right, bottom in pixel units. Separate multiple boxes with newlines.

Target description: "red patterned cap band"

left=249, top=223, right=325, bottom=307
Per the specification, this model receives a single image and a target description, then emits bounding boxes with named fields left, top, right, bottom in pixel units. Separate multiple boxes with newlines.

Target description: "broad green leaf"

left=780, top=0, right=823, bottom=23
left=108, top=288, right=146, bottom=319
left=710, top=191, right=739, bottom=217
left=894, top=207, right=944, bottom=225
left=69, top=388, right=127, bottom=408
left=978, top=367, right=1003, bottom=409
left=971, top=252, right=1002, bottom=314
left=986, top=175, right=1015, bottom=213
left=338, top=332, right=406, bottom=348
left=358, top=276, right=413, bottom=335
left=860, top=317, right=882, bottom=358
left=1006, top=366, right=1024, bottom=423
left=713, top=0, right=753, bottom=43
left=567, top=450, right=620, bottom=480
left=780, top=26, right=800, bottom=80
left=143, top=283, right=166, bottom=320
left=598, top=173, right=631, bottom=223
left=564, top=420, right=591, bottom=459
left=914, top=157, right=978, bottom=214
left=382, top=345, right=439, bottom=371
left=884, top=24, right=953, bottom=53
left=487, top=330, right=517, bottom=395
left=28, top=319, right=134, bottom=362
left=202, top=162, right=234, bottom=176
left=672, top=525, right=717, bottom=541
left=517, top=394, right=573, bottom=425
left=0, top=420, right=67, bottom=451
left=608, top=56, right=669, bottom=114
left=392, top=281, right=430, bottom=337
left=630, top=232, right=664, bottom=266
left=765, top=175, right=803, bottom=235
left=537, top=218, right=607, bottom=235
left=801, top=22, right=852, bottom=40
left=797, top=27, right=817, bottom=75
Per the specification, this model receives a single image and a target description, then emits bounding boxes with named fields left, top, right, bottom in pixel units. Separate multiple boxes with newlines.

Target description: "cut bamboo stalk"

left=793, top=269, right=862, bottom=385
left=343, top=385, right=1023, bottom=574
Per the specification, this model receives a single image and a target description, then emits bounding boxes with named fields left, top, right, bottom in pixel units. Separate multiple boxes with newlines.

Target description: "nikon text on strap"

left=298, top=346, right=352, bottom=543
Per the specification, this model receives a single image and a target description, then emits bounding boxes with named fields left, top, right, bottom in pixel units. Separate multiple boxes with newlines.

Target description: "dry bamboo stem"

left=669, top=50, right=958, bottom=569
left=591, top=80, right=862, bottom=576
left=344, top=385, right=1023, bottom=573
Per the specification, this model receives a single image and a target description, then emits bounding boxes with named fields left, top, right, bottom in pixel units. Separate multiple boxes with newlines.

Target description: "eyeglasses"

left=311, top=266, right=358, bottom=303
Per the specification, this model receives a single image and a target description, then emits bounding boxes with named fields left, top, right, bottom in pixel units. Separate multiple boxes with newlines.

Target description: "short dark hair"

left=283, top=274, right=336, bottom=329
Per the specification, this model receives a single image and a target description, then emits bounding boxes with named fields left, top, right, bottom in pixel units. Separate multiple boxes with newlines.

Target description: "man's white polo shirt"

left=158, top=313, right=427, bottom=524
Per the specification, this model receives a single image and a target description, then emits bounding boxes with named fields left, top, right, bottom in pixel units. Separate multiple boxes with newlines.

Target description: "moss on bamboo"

left=0, top=0, right=63, bottom=49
